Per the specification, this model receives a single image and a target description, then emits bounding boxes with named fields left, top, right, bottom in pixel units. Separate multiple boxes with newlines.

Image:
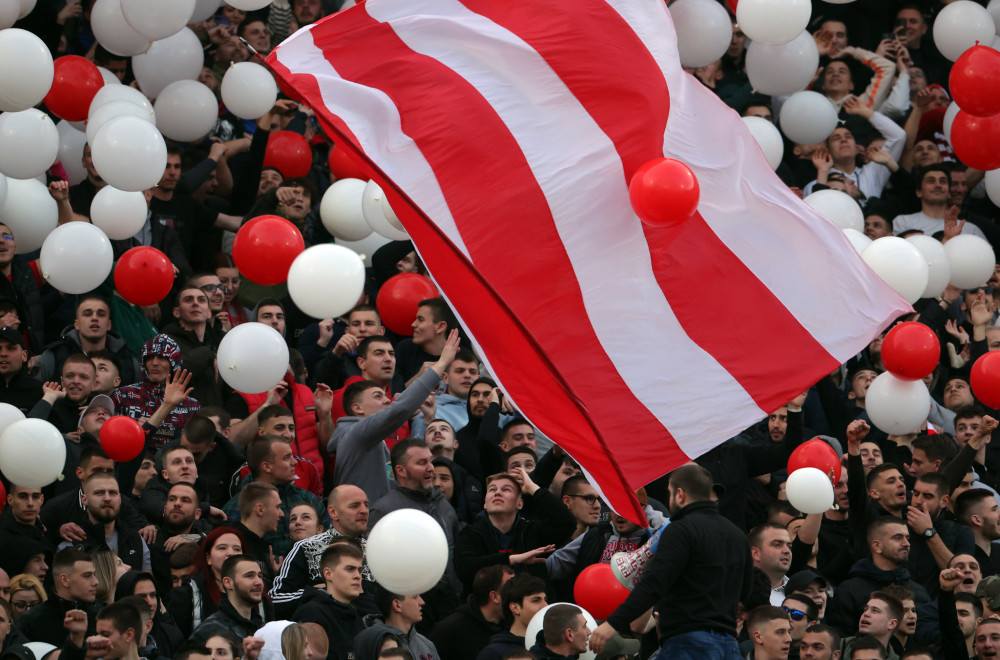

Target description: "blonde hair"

left=281, top=624, right=309, bottom=660
left=91, top=550, right=121, bottom=604
left=9, top=573, right=47, bottom=602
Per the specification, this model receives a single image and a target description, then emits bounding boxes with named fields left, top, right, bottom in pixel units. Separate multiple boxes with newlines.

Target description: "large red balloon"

left=951, top=111, right=1000, bottom=171
left=881, top=322, right=940, bottom=381
left=233, top=215, right=305, bottom=285
left=950, top=46, right=1000, bottom=118
left=100, top=416, right=145, bottom=462
left=114, top=247, right=174, bottom=306
left=972, top=352, right=1000, bottom=408
left=328, top=143, right=372, bottom=181
left=44, top=56, right=104, bottom=122
left=788, top=439, right=842, bottom=485
left=377, top=273, right=438, bottom=336
left=628, top=158, right=700, bottom=228
left=263, top=131, right=312, bottom=178
left=574, top=562, right=631, bottom=620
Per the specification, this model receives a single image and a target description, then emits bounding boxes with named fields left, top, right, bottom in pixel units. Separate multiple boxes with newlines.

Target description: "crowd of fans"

left=1, top=0, right=1000, bottom=659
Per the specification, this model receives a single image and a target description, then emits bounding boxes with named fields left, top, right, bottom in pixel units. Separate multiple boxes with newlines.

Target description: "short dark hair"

left=503, top=446, right=537, bottom=471
left=79, top=444, right=111, bottom=468
left=449, top=350, right=477, bottom=367
left=867, top=515, right=907, bottom=546
left=956, top=592, right=984, bottom=619
left=87, top=349, right=121, bottom=373
left=53, top=548, right=93, bottom=576
left=374, top=583, right=404, bottom=618
left=97, top=600, right=143, bottom=638
left=246, top=434, right=287, bottom=478
left=500, top=573, right=546, bottom=626
left=747, top=605, right=789, bottom=635
left=881, top=584, right=915, bottom=605
left=783, top=592, right=818, bottom=620
left=195, top=406, right=231, bottom=429
left=955, top=405, right=987, bottom=424
left=417, top=297, right=457, bottom=333
left=473, top=565, right=514, bottom=608
left=955, top=488, right=997, bottom=524
left=320, top=543, right=363, bottom=575
left=849, top=635, right=887, bottom=659
left=560, top=474, right=591, bottom=498
left=182, top=415, right=217, bottom=446
left=868, top=590, right=903, bottom=622
left=238, top=481, right=279, bottom=519
left=221, top=554, right=259, bottom=584
left=748, top=523, right=787, bottom=550
left=915, top=163, right=950, bottom=188
left=173, top=644, right=213, bottom=660
left=668, top=463, right=713, bottom=501
left=803, top=623, right=840, bottom=650
left=258, top=404, right=294, bottom=426
left=343, top=379, right=382, bottom=416
left=866, top=463, right=902, bottom=492
left=357, top=335, right=393, bottom=360
left=390, top=438, right=428, bottom=472
left=62, top=353, right=97, bottom=374
left=379, top=650, right=413, bottom=660
left=911, top=433, right=956, bottom=465
left=915, top=472, right=950, bottom=498
left=542, top=604, right=583, bottom=647
left=169, top=542, right=200, bottom=569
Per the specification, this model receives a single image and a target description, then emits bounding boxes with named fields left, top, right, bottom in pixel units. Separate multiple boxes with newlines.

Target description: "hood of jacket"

left=355, top=624, right=404, bottom=660
left=140, top=334, right=183, bottom=379
left=847, top=557, right=915, bottom=584
left=464, top=376, right=497, bottom=432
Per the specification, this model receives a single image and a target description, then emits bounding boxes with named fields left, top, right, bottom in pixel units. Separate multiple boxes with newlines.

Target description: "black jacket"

left=294, top=588, right=364, bottom=660
left=191, top=596, right=266, bottom=642
left=825, top=558, right=931, bottom=636
left=0, top=369, right=42, bottom=415
left=429, top=596, right=505, bottom=660
left=40, top=489, right=149, bottom=548
left=0, top=258, right=45, bottom=352
left=605, top=501, right=753, bottom=641
left=70, top=516, right=147, bottom=572
left=475, top=632, right=525, bottom=660
left=454, top=488, right=576, bottom=590
left=13, top=594, right=98, bottom=646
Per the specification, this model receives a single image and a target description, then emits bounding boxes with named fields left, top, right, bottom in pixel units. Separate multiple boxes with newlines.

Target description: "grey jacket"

left=330, top=369, right=441, bottom=502
left=363, top=618, right=440, bottom=660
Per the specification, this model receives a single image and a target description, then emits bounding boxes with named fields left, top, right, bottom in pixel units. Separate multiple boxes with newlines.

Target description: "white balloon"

left=0, top=109, right=59, bottom=179
left=779, top=91, right=839, bottom=145
left=97, top=67, right=122, bottom=86
left=226, top=0, right=271, bottom=9
left=90, top=115, right=168, bottom=192
left=132, top=28, right=204, bottom=99
left=906, top=235, right=952, bottom=299
left=86, top=100, right=156, bottom=145
left=0, top=177, right=57, bottom=250
left=843, top=228, right=871, bottom=254
left=670, top=0, right=733, bottom=67
left=320, top=179, right=372, bottom=241
left=985, top=169, right=1000, bottom=207
left=865, top=372, right=931, bottom=435
left=525, top=604, right=598, bottom=660
left=0, top=29, right=53, bottom=112
left=287, top=244, right=367, bottom=319
left=0, top=174, right=6, bottom=208
left=861, top=237, right=929, bottom=304
left=0, top=419, right=66, bottom=487
left=785, top=467, right=835, bottom=514
left=339, top=232, right=391, bottom=267
left=737, top=0, right=811, bottom=46
left=746, top=31, right=819, bottom=96
left=742, top=116, right=784, bottom=170
left=221, top=62, right=279, bottom=120
left=380, top=195, right=404, bottom=232
left=39, top=223, right=113, bottom=294
left=154, top=80, right=218, bottom=142
left=191, top=0, right=222, bottom=21
left=16, top=0, right=32, bottom=19
left=367, top=509, right=449, bottom=595
left=90, top=84, right=153, bottom=115
left=990, top=0, right=1000, bottom=33
left=943, top=102, right=960, bottom=145
left=933, top=0, right=996, bottom=62
left=362, top=180, right=409, bottom=240
left=0, top=0, right=18, bottom=29
left=90, top=186, right=148, bottom=239
left=90, top=0, right=151, bottom=57
left=944, top=234, right=996, bottom=288
left=0, top=403, right=24, bottom=437
left=803, top=189, right=863, bottom=232
left=120, top=0, right=195, bottom=41
left=217, top=323, right=289, bottom=393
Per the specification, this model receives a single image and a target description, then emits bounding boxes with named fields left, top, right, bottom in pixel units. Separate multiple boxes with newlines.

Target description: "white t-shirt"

left=892, top=211, right=986, bottom=240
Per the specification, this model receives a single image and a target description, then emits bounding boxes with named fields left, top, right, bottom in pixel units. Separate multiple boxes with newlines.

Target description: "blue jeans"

left=659, top=631, right=742, bottom=660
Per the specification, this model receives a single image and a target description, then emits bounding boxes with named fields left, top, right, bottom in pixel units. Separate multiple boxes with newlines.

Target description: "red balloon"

left=233, top=215, right=305, bottom=285
left=376, top=273, right=438, bottom=336
left=950, top=46, right=1000, bottom=118
left=44, top=56, right=104, bottom=122
left=100, top=416, right=145, bottom=462
left=788, top=439, right=842, bottom=485
left=0, top=480, right=5, bottom=511
left=263, top=131, right=312, bottom=178
left=114, top=247, right=174, bottom=306
left=972, top=352, right=1000, bottom=408
left=881, top=322, right=941, bottom=381
left=328, top=143, right=372, bottom=181
left=574, top=562, right=631, bottom=620
left=628, top=158, right=700, bottom=228
left=950, top=111, right=1000, bottom=171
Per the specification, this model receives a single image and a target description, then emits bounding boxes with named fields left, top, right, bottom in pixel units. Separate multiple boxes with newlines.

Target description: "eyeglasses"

left=11, top=600, right=40, bottom=612
left=0, top=234, right=14, bottom=242
left=200, top=284, right=229, bottom=293
left=782, top=606, right=807, bottom=621
left=567, top=494, right=600, bottom=505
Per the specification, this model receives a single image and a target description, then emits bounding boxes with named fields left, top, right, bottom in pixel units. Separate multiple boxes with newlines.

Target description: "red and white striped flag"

left=268, top=0, right=911, bottom=524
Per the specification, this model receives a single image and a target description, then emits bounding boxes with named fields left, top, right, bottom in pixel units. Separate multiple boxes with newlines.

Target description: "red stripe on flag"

left=307, top=7, right=685, bottom=486
left=471, top=0, right=839, bottom=412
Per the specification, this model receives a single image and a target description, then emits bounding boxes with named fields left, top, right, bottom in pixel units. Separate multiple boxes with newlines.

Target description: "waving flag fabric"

left=268, top=0, right=911, bottom=524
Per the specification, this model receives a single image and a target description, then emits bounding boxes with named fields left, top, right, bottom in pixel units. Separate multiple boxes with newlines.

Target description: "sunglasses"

left=782, top=606, right=807, bottom=621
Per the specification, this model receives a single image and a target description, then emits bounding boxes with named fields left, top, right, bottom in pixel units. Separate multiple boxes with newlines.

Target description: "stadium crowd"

left=1, top=0, right=1000, bottom=659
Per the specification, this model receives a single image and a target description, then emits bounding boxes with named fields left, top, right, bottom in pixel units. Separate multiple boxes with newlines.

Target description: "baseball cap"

left=785, top=569, right=829, bottom=596
left=977, top=575, right=1000, bottom=610
left=0, top=326, right=23, bottom=348
left=77, top=394, right=115, bottom=429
